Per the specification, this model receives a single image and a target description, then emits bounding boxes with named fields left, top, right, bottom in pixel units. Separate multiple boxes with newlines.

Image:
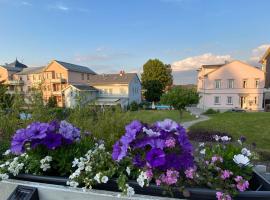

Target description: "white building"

left=197, top=61, right=265, bottom=111
left=63, top=71, right=141, bottom=109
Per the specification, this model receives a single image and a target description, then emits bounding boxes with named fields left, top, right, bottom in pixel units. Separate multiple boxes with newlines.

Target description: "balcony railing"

left=50, top=78, right=66, bottom=83
left=52, top=91, right=62, bottom=96
left=8, top=80, right=24, bottom=85
left=98, top=93, right=128, bottom=98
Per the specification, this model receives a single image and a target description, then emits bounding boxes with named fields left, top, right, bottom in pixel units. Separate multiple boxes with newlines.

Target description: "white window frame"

left=214, top=96, right=221, bottom=105
left=227, top=96, right=233, bottom=105
left=228, top=79, right=234, bottom=89
left=215, top=79, right=221, bottom=89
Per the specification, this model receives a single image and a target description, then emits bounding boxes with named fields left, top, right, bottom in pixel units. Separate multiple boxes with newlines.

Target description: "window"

left=228, top=79, right=234, bottom=88
left=215, top=80, right=221, bottom=89
left=255, top=79, right=260, bottom=88
left=87, top=74, right=90, bottom=80
left=109, top=88, right=113, bottom=94
left=27, top=75, right=30, bottom=80
left=227, top=96, right=233, bottom=105
left=81, top=73, right=84, bottom=80
left=254, top=96, right=258, bottom=104
left=243, top=79, right=247, bottom=88
left=214, top=96, right=220, bottom=104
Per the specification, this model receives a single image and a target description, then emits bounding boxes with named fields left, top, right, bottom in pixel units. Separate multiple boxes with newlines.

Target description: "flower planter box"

left=11, top=169, right=270, bottom=200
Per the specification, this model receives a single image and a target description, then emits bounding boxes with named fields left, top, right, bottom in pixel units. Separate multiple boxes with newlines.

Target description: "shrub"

left=203, top=108, right=220, bottom=115
left=188, top=129, right=233, bottom=142
left=129, top=101, right=139, bottom=111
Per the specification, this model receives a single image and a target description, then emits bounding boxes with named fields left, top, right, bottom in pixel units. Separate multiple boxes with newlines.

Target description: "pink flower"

left=216, top=192, right=232, bottom=200
left=185, top=167, right=196, bottom=179
left=165, top=138, right=176, bottom=148
left=234, top=176, right=249, bottom=192
left=221, top=170, right=233, bottom=180
left=211, top=156, right=223, bottom=163
left=156, top=179, right=161, bottom=186
left=146, top=169, right=153, bottom=179
left=160, top=169, right=179, bottom=185
left=234, top=176, right=243, bottom=182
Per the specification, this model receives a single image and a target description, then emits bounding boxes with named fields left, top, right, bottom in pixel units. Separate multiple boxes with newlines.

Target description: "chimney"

left=119, top=70, right=125, bottom=76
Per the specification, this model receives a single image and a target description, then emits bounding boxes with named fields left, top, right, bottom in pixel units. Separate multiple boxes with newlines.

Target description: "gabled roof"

left=4, top=59, right=28, bottom=69
left=88, top=73, right=138, bottom=85
left=203, top=60, right=263, bottom=77
left=63, top=84, right=97, bottom=92
left=259, top=47, right=270, bottom=63
left=54, top=60, right=96, bottom=74
left=0, top=66, right=22, bottom=72
left=16, top=66, right=45, bottom=75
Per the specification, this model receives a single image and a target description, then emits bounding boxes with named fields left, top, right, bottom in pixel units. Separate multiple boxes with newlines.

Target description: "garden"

left=0, top=94, right=270, bottom=199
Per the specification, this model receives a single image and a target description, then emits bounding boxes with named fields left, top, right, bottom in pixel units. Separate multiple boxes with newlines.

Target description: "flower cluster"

left=40, top=156, right=52, bottom=171
left=11, top=120, right=81, bottom=154
left=112, top=119, right=194, bottom=189
left=67, top=142, right=116, bottom=190
left=192, top=135, right=254, bottom=200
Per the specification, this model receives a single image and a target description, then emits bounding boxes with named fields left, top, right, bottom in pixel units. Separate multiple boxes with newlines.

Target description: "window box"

left=9, top=169, right=270, bottom=200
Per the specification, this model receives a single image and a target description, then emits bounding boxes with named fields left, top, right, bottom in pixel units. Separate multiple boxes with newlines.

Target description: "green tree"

left=141, top=59, right=173, bottom=90
left=160, top=86, right=199, bottom=118
left=47, top=96, right=57, bottom=108
left=0, top=81, right=14, bottom=110
left=143, top=80, right=163, bottom=102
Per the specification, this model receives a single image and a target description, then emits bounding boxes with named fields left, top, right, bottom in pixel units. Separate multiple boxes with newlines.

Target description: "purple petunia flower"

left=59, top=120, right=80, bottom=142
left=132, top=154, right=145, bottom=167
left=156, top=119, right=179, bottom=132
left=125, top=120, right=142, bottom=133
left=26, top=122, right=49, bottom=140
left=42, top=132, right=62, bottom=150
left=11, top=129, right=28, bottom=154
left=146, top=148, right=166, bottom=167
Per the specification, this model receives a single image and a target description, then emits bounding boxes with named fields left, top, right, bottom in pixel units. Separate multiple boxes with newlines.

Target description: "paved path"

left=182, top=107, right=210, bottom=129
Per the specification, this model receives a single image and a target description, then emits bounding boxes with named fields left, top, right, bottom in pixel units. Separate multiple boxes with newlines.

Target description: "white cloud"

left=49, top=3, right=69, bottom=12
left=171, top=53, right=232, bottom=72
left=249, top=44, right=270, bottom=64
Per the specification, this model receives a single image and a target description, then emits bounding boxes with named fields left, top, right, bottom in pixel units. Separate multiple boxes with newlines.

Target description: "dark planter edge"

left=10, top=169, right=270, bottom=200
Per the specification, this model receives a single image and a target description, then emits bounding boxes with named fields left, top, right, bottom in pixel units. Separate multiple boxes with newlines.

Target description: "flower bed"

left=0, top=119, right=270, bottom=200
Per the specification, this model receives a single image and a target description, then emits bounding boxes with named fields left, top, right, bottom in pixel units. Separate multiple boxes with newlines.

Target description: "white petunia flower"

left=94, top=172, right=101, bottom=183
left=237, top=139, right=242, bottom=145
left=241, top=148, right=251, bottom=157
left=3, top=149, right=11, bottom=156
left=220, top=136, right=231, bottom=142
left=200, top=149, right=206, bottom=155
left=0, top=173, right=9, bottom=180
left=233, top=154, right=250, bottom=166
left=72, top=158, right=79, bottom=168
left=126, top=167, right=131, bottom=176
left=213, top=135, right=220, bottom=141
left=199, top=142, right=205, bottom=147
left=126, top=184, right=135, bottom=197
left=142, top=127, right=160, bottom=137
left=101, top=176, right=108, bottom=183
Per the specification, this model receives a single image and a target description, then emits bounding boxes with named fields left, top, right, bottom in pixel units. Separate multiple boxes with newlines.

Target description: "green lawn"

left=189, top=112, right=270, bottom=151
left=126, top=110, right=195, bottom=124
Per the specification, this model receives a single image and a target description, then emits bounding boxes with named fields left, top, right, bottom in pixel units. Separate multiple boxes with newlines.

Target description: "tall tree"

left=143, top=80, right=163, bottom=102
left=141, top=59, right=173, bottom=90
left=160, top=86, right=199, bottom=118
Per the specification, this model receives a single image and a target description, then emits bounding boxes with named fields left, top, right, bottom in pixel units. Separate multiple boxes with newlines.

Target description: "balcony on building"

left=50, top=78, right=66, bottom=83
left=8, top=80, right=24, bottom=85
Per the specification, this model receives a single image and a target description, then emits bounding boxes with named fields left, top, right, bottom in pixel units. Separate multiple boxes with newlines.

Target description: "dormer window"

left=255, top=79, right=260, bottom=88
left=215, top=79, right=221, bottom=89
left=243, top=79, right=247, bottom=88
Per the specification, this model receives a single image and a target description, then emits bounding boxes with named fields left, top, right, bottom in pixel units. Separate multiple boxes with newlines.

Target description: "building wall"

left=198, top=61, right=265, bottom=111
left=128, top=75, right=141, bottom=104
left=64, top=87, right=97, bottom=108
left=0, top=67, right=8, bottom=82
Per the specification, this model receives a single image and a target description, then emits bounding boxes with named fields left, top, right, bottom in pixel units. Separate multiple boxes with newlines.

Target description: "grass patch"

left=127, top=110, right=195, bottom=124
left=189, top=112, right=270, bottom=152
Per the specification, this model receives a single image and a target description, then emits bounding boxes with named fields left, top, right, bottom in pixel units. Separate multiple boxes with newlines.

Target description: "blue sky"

left=0, top=0, right=270, bottom=84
